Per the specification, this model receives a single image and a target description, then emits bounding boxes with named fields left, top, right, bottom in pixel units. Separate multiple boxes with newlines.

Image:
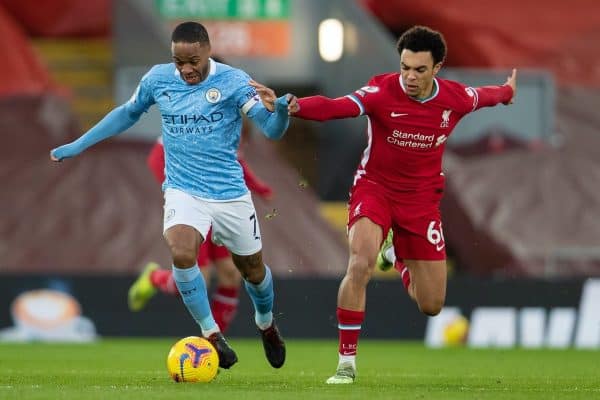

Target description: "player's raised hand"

left=505, top=68, right=517, bottom=104
left=249, top=80, right=276, bottom=112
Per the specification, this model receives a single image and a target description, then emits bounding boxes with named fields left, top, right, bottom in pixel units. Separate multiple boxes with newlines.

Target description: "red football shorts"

left=197, top=229, right=230, bottom=267
left=347, top=179, right=446, bottom=260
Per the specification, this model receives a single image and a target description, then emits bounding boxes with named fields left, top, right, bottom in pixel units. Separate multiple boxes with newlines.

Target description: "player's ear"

left=433, top=62, right=443, bottom=76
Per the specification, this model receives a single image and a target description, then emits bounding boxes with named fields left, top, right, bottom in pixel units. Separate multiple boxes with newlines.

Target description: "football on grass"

left=166, top=336, right=219, bottom=382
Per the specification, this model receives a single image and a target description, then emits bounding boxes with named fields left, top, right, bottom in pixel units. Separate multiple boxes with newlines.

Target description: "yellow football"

left=443, top=315, right=469, bottom=346
left=166, top=336, right=219, bottom=383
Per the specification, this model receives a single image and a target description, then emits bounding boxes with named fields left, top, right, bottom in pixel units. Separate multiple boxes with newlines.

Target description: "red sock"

left=394, top=261, right=411, bottom=291
left=337, top=307, right=365, bottom=356
left=211, top=286, right=240, bottom=333
left=150, top=269, right=179, bottom=296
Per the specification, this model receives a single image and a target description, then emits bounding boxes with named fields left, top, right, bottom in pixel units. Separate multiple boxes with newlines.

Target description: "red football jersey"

left=296, top=73, right=513, bottom=196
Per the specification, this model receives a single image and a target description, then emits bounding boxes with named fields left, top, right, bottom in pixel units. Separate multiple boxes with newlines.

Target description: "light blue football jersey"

left=128, top=59, right=261, bottom=200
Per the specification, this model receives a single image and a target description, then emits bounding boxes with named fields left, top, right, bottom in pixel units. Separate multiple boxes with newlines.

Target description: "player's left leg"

left=390, top=193, right=447, bottom=314
left=232, top=251, right=285, bottom=368
left=404, top=259, right=446, bottom=315
left=212, top=193, right=285, bottom=368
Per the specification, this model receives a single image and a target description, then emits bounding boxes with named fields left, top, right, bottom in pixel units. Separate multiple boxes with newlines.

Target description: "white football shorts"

left=163, top=188, right=262, bottom=255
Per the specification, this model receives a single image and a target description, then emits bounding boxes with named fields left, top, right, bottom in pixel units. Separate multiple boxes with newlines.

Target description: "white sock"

left=384, top=246, right=396, bottom=263
left=202, top=325, right=220, bottom=337
left=339, top=354, right=356, bottom=370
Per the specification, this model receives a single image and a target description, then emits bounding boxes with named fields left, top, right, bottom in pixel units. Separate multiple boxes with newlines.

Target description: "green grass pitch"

left=1, top=339, right=599, bottom=399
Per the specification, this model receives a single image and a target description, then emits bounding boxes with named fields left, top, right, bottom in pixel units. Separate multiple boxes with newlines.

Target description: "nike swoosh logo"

left=390, top=112, right=408, bottom=117
left=436, top=243, right=445, bottom=251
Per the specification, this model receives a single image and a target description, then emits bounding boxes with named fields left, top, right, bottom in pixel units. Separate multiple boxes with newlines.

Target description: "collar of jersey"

left=173, top=58, right=217, bottom=81
left=398, top=75, right=439, bottom=103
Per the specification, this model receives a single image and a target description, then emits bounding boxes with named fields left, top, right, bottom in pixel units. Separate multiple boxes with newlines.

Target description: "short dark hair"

left=396, top=26, right=446, bottom=65
left=171, top=21, right=210, bottom=45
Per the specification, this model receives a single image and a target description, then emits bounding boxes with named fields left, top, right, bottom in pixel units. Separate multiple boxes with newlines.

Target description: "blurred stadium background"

left=1, top=0, right=600, bottom=348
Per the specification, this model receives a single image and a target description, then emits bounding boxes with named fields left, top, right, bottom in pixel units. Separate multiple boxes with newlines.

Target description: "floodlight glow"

left=319, top=19, right=344, bottom=62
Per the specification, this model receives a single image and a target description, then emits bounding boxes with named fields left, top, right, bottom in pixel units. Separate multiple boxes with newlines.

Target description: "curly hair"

left=396, top=26, right=446, bottom=65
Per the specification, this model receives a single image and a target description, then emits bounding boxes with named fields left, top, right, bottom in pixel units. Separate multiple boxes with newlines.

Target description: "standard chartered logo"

left=387, top=129, right=435, bottom=149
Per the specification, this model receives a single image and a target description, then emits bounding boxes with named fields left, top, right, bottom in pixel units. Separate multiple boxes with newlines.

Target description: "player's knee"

left=232, top=252, right=263, bottom=282
left=346, top=255, right=373, bottom=285
left=170, top=245, right=197, bottom=267
left=417, top=297, right=445, bottom=316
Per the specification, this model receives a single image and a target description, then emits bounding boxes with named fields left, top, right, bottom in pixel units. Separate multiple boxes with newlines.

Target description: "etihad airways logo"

left=162, top=112, right=224, bottom=125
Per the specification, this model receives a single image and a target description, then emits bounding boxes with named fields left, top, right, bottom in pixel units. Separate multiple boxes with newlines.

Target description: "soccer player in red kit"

left=252, top=25, right=517, bottom=383
left=128, top=137, right=273, bottom=333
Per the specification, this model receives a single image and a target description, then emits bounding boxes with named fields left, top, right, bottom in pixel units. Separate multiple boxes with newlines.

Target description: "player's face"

left=400, top=49, right=442, bottom=99
left=171, top=41, right=211, bottom=85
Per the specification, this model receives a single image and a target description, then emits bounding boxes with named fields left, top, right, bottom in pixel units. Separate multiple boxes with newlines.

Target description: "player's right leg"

left=163, top=189, right=237, bottom=368
left=202, top=230, right=241, bottom=333
left=327, top=217, right=384, bottom=384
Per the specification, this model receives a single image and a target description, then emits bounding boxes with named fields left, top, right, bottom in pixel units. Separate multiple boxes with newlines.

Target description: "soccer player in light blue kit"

left=50, top=22, right=289, bottom=370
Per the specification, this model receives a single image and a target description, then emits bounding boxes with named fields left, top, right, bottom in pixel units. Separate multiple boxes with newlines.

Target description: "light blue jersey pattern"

left=51, top=58, right=289, bottom=201
left=132, top=60, right=275, bottom=199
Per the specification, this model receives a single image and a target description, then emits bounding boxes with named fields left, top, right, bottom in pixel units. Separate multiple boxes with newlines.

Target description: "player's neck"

left=413, top=78, right=438, bottom=101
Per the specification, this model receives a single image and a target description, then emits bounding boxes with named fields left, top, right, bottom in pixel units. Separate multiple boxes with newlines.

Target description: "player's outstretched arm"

left=247, top=95, right=291, bottom=140
left=291, top=95, right=360, bottom=121
left=470, top=68, right=517, bottom=110
left=245, top=81, right=292, bottom=140
left=50, top=103, right=144, bottom=162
